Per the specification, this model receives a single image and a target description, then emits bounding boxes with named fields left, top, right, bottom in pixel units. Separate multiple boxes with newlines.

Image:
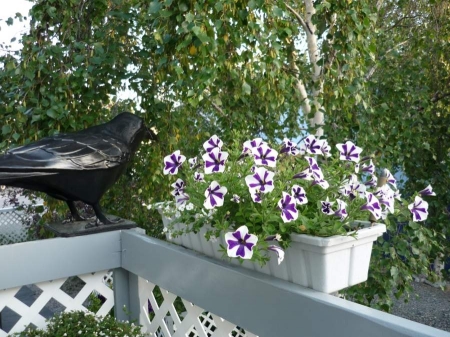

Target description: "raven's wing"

left=0, top=133, right=129, bottom=172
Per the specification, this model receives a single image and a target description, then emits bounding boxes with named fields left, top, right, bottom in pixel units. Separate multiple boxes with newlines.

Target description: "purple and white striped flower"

left=361, top=160, right=375, bottom=175
left=312, top=178, right=330, bottom=190
left=203, top=181, right=228, bottom=209
left=305, top=157, right=324, bottom=181
left=242, top=138, right=267, bottom=154
left=365, top=175, right=378, bottom=188
left=245, top=167, right=275, bottom=193
left=384, top=169, right=397, bottom=189
left=408, top=196, right=429, bottom=222
left=336, top=141, right=363, bottom=163
left=293, top=168, right=314, bottom=181
left=194, top=172, right=205, bottom=182
left=225, top=225, right=258, bottom=259
left=202, top=148, right=229, bottom=174
left=250, top=191, right=263, bottom=203
left=341, top=175, right=366, bottom=199
left=292, top=185, right=308, bottom=205
left=321, top=198, right=335, bottom=215
left=163, top=150, right=186, bottom=175
left=268, top=245, right=285, bottom=265
left=278, top=192, right=298, bottom=223
left=252, top=145, right=278, bottom=167
left=280, top=138, right=299, bottom=156
left=320, top=139, right=332, bottom=158
left=360, top=192, right=382, bottom=220
left=188, top=157, right=197, bottom=169
left=334, top=199, right=348, bottom=220
left=231, top=194, right=241, bottom=203
left=175, top=193, right=190, bottom=209
left=418, top=185, right=436, bottom=197
left=375, top=185, right=395, bottom=213
left=300, top=135, right=323, bottom=155
left=171, top=178, right=185, bottom=196
left=203, top=135, right=223, bottom=153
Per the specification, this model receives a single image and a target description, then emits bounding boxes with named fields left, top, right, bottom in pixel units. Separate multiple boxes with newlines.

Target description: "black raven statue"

left=0, top=112, right=152, bottom=225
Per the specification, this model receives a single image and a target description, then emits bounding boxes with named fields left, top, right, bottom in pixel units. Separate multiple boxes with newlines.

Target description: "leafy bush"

left=9, top=311, right=147, bottom=337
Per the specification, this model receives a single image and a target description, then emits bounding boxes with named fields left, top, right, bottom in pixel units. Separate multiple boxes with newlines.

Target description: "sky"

left=0, top=0, right=33, bottom=54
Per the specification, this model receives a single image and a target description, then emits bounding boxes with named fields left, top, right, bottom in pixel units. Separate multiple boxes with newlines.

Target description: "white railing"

left=1, top=229, right=449, bottom=337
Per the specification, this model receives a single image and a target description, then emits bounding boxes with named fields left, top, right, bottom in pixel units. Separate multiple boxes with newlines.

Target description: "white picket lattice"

left=0, top=270, right=114, bottom=336
left=0, top=208, right=31, bottom=245
left=135, top=277, right=258, bottom=337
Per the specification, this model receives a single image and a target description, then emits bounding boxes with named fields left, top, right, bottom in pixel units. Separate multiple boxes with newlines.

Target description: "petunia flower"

left=250, top=191, right=263, bottom=203
left=280, top=138, right=299, bottom=156
left=319, top=139, right=332, bottom=158
left=204, top=181, right=228, bottom=209
left=408, top=196, right=429, bottom=222
left=203, top=135, right=223, bottom=152
left=202, top=148, right=229, bottom=174
left=293, top=168, right=314, bottom=180
left=225, top=225, right=258, bottom=259
left=194, top=172, right=205, bottom=182
left=341, top=175, right=366, bottom=199
left=375, top=185, right=395, bottom=213
left=252, top=144, right=278, bottom=167
left=188, top=157, right=197, bottom=169
left=292, top=185, right=307, bottom=205
left=268, top=245, right=285, bottom=265
left=278, top=192, right=298, bottom=223
left=171, top=178, right=185, bottom=196
left=365, top=175, right=378, bottom=188
left=311, top=178, right=330, bottom=190
left=242, top=138, right=267, bottom=154
left=231, top=194, right=241, bottom=203
left=163, top=150, right=186, bottom=175
left=305, top=156, right=324, bottom=181
left=300, top=135, right=323, bottom=155
left=383, top=169, right=397, bottom=189
left=321, top=198, right=335, bottom=215
left=245, top=167, right=275, bottom=193
left=418, top=185, right=436, bottom=197
left=361, top=160, right=375, bottom=175
left=175, top=193, right=190, bottom=209
left=360, top=192, right=382, bottom=219
left=336, top=141, right=363, bottom=163
left=334, top=199, right=348, bottom=220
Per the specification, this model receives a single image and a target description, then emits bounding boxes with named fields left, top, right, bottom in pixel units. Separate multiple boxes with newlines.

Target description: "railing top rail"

left=121, top=230, right=450, bottom=337
left=0, top=230, right=122, bottom=290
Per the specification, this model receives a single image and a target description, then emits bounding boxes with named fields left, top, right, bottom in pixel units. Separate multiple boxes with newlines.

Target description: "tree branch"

left=365, top=39, right=410, bottom=80
left=285, top=4, right=307, bottom=33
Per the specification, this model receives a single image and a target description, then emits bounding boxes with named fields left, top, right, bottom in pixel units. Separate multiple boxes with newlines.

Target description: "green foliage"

left=9, top=310, right=147, bottom=337
left=0, top=0, right=448, bottom=312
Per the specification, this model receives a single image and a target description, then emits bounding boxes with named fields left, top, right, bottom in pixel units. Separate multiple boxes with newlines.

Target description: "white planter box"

left=159, top=211, right=386, bottom=293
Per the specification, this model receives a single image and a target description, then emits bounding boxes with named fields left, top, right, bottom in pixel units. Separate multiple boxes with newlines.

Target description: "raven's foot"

left=85, top=216, right=122, bottom=229
left=66, top=201, right=86, bottom=222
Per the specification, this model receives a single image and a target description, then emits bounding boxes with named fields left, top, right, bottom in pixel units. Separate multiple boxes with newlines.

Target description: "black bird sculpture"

left=0, top=112, right=152, bottom=225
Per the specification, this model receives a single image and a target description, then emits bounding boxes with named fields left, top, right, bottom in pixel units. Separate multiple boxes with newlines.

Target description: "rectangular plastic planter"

left=160, top=212, right=386, bottom=293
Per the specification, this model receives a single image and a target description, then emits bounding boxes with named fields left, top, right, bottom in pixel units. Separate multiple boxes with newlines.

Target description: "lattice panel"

left=135, top=277, right=259, bottom=337
left=0, top=270, right=114, bottom=336
left=0, top=208, right=30, bottom=245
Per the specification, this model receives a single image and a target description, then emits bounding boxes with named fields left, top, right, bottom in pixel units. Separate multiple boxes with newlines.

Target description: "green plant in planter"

left=157, top=131, right=436, bottom=266
left=9, top=310, right=147, bottom=337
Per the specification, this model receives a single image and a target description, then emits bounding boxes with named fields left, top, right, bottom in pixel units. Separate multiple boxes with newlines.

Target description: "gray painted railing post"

left=113, top=268, right=141, bottom=323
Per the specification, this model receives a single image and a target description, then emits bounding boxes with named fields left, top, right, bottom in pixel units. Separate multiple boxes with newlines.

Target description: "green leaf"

left=242, top=82, right=251, bottom=95
left=46, top=110, right=58, bottom=119
left=2, top=125, right=11, bottom=135
left=148, top=1, right=162, bottom=14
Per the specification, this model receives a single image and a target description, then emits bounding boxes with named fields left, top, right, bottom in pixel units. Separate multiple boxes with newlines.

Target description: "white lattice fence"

left=0, top=208, right=30, bottom=245
left=135, top=277, right=258, bottom=337
left=0, top=270, right=114, bottom=336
